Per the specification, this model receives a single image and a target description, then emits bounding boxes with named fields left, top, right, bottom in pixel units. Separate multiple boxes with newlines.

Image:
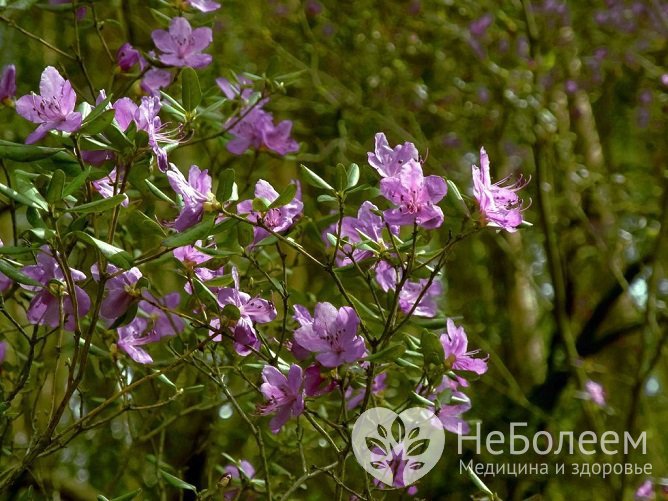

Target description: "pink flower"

left=116, top=43, right=146, bottom=72
left=237, top=179, right=303, bottom=244
left=367, top=132, right=419, bottom=178
left=0, top=64, right=16, bottom=103
left=584, top=380, right=606, bottom=407
left=16, top=66, right=82, bottom=144
left=216, top=267, right=277, bottom=355
left=374, top=261, right=442, bottom=318
left=21, top=247, right=90, bottom=331
left=440, top=319, right=489, bottom=384
left=151, top=17, right=212, bottom=68
left=292, top=302, right=367, bottom=367
left=167, top=165, right=216, bottom=231
left=186, top=0, right=220, bottom=12
left=635, top=479, right=654, bottom=501
left=380, top=161, right=447, bottom=229
left=472, top=147, right=528, bottom=232
left=257, top=364, right=305, bottom=433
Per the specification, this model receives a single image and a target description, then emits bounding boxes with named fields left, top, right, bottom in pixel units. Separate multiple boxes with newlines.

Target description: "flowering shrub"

left=0, top=0, right=666, bottom=499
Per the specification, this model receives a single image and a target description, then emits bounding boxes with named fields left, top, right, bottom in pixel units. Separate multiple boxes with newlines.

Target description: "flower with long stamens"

left=472, top=147, right=528, bottom=232
left=367, top=132, right=419, bottom=178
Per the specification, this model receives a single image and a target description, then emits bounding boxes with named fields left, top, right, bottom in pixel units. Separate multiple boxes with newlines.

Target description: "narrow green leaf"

left=181, top=67, right=202, bottom=112
left=80, top=109, right=116, bottom=136
left=0, top=140, right=64, bottom=162
left=346, top=163, right=360, bottom=190
left=160, top=471, right=197, bottom=492
left=363, top=343, right=406, bottom=362
left=191, top=276, right=220, bottom=311
left=109, top=489, right=142, bottom=501
left=251, top=197, right=270, bottom=212
left=46, top=170, right=66, bottom=204
left=68, top=194, right=127, bottom=214
left=82, top=93, right=113, bottom=125
left=162, top=217, right=214, bottom=248
left=145, top=179, right=176, bottom=204
left=63, top=167, right=91, bottom=197
left=0, top=260, right=41, bottom=286
left=267, top=183, right=297, bottom=209
left=216, top=168, right=235, bottom=203
left=222, top=303, right=241, bottom=321
left=74, top=232, right=134, bottom=269
left=0, top=182, right=48, bottom=211
left=300, top=164, right=334, bottom=191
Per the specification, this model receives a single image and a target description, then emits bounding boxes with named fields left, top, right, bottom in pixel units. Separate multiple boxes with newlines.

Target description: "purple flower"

left=346, top=372, right=387, bottom=409
left=380, top=161, right=447, bottom=229
left=186, top=0, right=221, bottom=12
left=303, top=364, right=336, bottom=397
left=116, top=43, right=146, bottom=72
left=237, top=180, right=303, bottom=244
left=92, top=168, right=129, bottom=207
left=173, top=241, right=224, bottom=292
left=440, top=319, right=489, bottom=383
left=326, top=201, right=397, bottom=266
left=216, top=267, right=277, bottom=355
left=367, top=132, right=419, bottom=178
left=0, top=65, right=16, bottom=103
left=16, top=66, right=82, bottom=144
left=116, top=316, right=162, bottom=364
left=113, top=96, right=172, bottom=171
left=292, top=302, right=367, bottom=367
left=584, top=380, right=606, bottom=407
left=139, top=291, right=185, bottom=338
left=472, top=147, right=528, bottom=232
left=0, top=239, right=13, bottom=292
left=257, top=364, right=305, bottom=433
left=91, top=264, right=142, bottom=320
left=167, top=165, right=216, bottom=231
left=151, top=17, right=212, bottom=68
left=436, top=391, right=472, bottom=434
left=141, top=68, right=173, bottom=96
left=216, top=75, right=254, bottom=101
left=223, top=460, right=255, bottom=500
left=21, top=247, right=90, bottom=331
left=226, top=105, right=299, bottom=156
left=635, top=480, right=654, bottom=501
left=0, top=341, right=7, bottom=366
left=374, top=261, right=442, bottom=318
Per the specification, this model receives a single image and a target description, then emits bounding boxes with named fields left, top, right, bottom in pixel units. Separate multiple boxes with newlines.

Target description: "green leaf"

left=0, top=260, right=41, bottom=286
left=216, top=168, right=236, bottom=203
left=0, top=140, right=64, bottom=162
left=67, top=194, right=127, bottom=214
left=162, top=217, right=214, bottom=248
left=80, top=109, right=116, bottom=136
left=300, top=164, right=334, bottom=191
left=267, top=183, right=297, bottom=209
left=46, top=170, right=66, bottom=204
left=145, top=179, right=176, bottom=204
left=74, top=232, right=134, bottom=269
left=181, top=67, right=202, bottom=112
left=0, top=182, right=48, bottom=211
left=160, top=471, right=197, bottom=492
left=109, top=489, right=142, bottom=501
left=63, top=167, right=91, bottom=197
left=101, top=122, right=133, bottom=151
left=222, top=303, right=241, bottom=321
left=346, top=163, right=360, bottom=190
left=421, top=329, right=446, bottom=385
left=236, top=222, right=254, bottom=247
left=82, top=93, right=113, bottom=125
left=251, top=197, right=271, bottom=212
left=191, top=276, right=220, bottom=311
left=363, top=343, right=406, bottom=362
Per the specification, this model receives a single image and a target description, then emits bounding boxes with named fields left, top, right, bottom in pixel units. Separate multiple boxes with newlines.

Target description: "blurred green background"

left=1, top=0, right=667, bottom=499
